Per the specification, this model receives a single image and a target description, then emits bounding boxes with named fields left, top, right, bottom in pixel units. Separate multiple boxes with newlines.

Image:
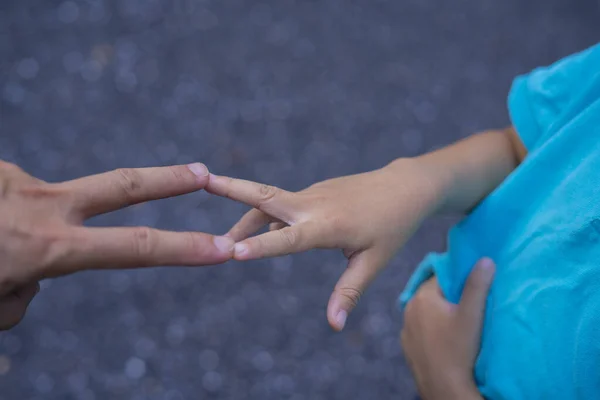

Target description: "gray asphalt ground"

left=1, top=1, right=599, bottom=399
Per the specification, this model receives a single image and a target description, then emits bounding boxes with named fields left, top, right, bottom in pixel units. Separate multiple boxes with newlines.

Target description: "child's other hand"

left=400, top=258, right=495, bottom=400
left=206, top=158, right=439, bottom=331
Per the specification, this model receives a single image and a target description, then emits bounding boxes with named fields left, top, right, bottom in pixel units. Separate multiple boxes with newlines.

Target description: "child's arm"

left=401, top=259, right=495, bottom=400
left=407, top=126, right=526, bottom=215
left=206, top=127, right=525, bottom=330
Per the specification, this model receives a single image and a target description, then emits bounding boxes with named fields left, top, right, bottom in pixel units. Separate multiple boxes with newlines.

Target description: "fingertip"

left=327, top=317, right=343, bottom=332
left=234, top=243, right=254, bottom=261
left=188, top=162, right=209, bottom=175
left=335, top=309, right=347, bottom=331
left=187, top=163, right=210, bottom=186
left=478, top=257, right=495, bottom=269
left=327, top=298, right=348, bottom=332
left=327, top=311, right=342, bottom=332
left=213, top=236, right=235, bottom=255
left=477, top=257, right=496, bottom=281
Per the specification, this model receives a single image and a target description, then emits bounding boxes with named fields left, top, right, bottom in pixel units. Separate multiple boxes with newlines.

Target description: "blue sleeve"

left=508, top=42, right=600, bottom=151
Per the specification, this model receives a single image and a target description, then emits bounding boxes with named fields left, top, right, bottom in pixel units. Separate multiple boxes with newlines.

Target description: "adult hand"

left=400, top=258, right=495, bottom=400
left=206, top=159, right=439, bottom=331
left=0, top=282, right=39, bottom=331
left=0, top=160, right=234, bottom=330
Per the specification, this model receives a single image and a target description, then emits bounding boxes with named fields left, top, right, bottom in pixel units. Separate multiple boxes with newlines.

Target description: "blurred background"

left=1, top=1, right=599, bottom=399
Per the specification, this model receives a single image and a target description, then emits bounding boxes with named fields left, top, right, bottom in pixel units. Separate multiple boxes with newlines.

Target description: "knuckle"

left=115, top=168, right=143, bottom=200
left=168, top=165, right=188, bottom=183
left=174, top=232, right=200, bottom=263
left=258, top=184, right=278, bottom=203
left=5, top=225, right=74, bottom=280
left=131, top=227, right=156, bottom=259
left=183, top=231, right=200, bottom=254
left=335, top=286, right=363, bottom=308
left=278, top=228, right=298, bottom=249
left=17, top=183, right=70, bottom=203
left=36, top=229, right=76, bottom=277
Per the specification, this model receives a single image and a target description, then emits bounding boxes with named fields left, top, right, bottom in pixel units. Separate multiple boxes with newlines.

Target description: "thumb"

left=327, top=249, right=387, bottom=332
left=458, top=257, right=496, bottom=328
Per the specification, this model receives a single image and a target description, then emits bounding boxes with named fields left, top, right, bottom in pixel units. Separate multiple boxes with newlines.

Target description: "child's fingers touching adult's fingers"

left=206, top=174, right=297, bottom=222
left=227, top=209, right=274, bottom=242
left=233, top=222, right=321, bottom=260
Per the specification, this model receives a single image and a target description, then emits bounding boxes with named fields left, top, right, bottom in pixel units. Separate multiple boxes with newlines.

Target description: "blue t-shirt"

left=400, top=42, right=600, bottom=399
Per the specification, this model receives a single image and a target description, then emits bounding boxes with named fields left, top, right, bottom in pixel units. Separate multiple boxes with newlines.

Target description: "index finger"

left=58, top=163, right=210, bottom=220
left=205, top=174, right=296, bottom=222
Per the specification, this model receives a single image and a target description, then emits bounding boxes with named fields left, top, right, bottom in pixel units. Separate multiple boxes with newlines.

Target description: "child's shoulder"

left=508, top=42, right=600, bottom=152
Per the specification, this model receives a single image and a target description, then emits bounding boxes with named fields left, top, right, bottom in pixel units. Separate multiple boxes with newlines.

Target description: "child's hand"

left=206, top=158, right=440, bottom=330
left=400, top=258, right=495, bottom=400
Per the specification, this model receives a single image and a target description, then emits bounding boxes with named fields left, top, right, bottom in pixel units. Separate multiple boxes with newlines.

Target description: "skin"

left=205, top=126, right=526, bottom=396
left=0, top=161, right=234, bottom=330
left=401, top=258, right=495, bottom=400
left=205, top=126, right=526, bottom=332
left=0, top=126, right=527, bottom=393
left=400, top=128, right=526, bottom=396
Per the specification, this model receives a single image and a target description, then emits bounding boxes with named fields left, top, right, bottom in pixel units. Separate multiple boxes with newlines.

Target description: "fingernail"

left=234, top=243, right=249, bottom=258
left=188, top=163, right=209, bottom=177
left=478, top=257, right=496, bottom=280
left=479, top=257, right=495, bottom=270
left=335, top=309, right=348, bottom=330
left=214, top=236, right=234, bottom=253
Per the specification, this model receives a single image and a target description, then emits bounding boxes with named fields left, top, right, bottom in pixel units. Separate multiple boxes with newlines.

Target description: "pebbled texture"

left=0, top=1, right=598, bottom=399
